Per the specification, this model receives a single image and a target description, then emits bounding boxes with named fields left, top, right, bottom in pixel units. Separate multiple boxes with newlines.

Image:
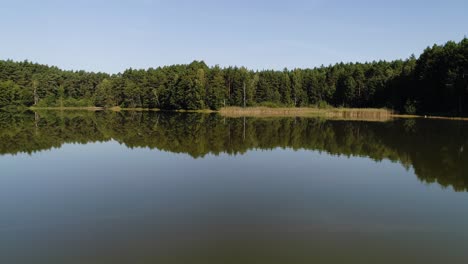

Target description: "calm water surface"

left=0, top=111, right=467, bottom=264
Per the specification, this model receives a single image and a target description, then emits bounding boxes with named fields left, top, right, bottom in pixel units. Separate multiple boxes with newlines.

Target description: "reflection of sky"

left=0, top=142, right=467, bottom=263
left=1, top=0, right=467, bottom=73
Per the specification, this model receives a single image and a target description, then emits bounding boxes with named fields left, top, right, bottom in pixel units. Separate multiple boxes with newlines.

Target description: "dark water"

left=0, top=110, right=467, bottom=264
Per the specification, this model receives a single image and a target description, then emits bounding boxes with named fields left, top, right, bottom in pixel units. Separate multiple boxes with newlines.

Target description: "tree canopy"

left=0, top=38, right=467, bottom=115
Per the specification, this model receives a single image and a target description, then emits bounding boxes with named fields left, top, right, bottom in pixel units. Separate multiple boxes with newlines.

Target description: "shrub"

left=317, top=100, right=331, bottom=109
left=63, top=98, right=93, bottom=107
left=404, top=99, right=417, bottom=115
left=36, top=96, right=58, bottom=107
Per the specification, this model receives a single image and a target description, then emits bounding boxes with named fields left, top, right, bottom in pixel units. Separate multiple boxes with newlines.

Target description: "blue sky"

left=1, top=0, right=467, bottom=73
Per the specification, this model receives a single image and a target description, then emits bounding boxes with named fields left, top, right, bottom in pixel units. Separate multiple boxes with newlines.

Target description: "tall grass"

left=218, top=107, right=394, bottom=121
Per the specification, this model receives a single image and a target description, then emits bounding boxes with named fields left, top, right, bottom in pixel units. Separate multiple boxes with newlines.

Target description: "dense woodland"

left=0, top=38, right=467, bottom=115
left=0, top=111, right=467, bottom=191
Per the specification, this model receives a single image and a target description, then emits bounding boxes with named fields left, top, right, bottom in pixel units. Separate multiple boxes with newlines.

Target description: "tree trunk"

left=34, top=86, right=38, bottom=106
left=34, top=112, right=39, bottom=135
left=243, top=81, right=246, bottom=108
left=243, top=116, right=246, bottom=141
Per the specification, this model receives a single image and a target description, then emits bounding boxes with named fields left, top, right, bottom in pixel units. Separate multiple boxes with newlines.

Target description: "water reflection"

left=1, top=110, right=467, bottom=191
left=1, top=110, right=468, bottom=263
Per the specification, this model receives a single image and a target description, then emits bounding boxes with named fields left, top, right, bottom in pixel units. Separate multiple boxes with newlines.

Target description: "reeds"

left=218, top=107, right=394, bottom=121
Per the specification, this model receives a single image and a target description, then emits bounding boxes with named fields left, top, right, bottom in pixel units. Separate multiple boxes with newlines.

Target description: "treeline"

left=1, top=110, right=467, bottom=191
left=0, top=38, right=467, bottom=114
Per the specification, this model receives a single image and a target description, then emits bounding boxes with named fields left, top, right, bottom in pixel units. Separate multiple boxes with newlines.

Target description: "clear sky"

left=1, top=0, right=467, bottom=73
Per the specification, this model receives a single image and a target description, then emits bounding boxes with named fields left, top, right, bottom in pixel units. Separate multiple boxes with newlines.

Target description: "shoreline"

left=27, top=106, right=468, bottom=121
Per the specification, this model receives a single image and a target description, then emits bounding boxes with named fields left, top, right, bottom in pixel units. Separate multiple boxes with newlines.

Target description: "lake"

left=0, top=110, right=467, bottom=264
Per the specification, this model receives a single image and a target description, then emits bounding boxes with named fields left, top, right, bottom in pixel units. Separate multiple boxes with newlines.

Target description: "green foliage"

left=404, top=99, right=417, bottom=114
left=62, top=98, right=94, bottom=107
left=94, top=79, right=114, bottom=107
left=0, top=80, right=20, bottom=107
left=35, top=95, right=57, bottom=107
left=206, top=66, right=225, bottom=110
left=0, top=38, right=466, bottom=114
left=316, top=100, right=331, bottom=109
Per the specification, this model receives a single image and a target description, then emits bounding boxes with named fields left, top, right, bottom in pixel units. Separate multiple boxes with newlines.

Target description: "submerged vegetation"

left=0, top=110, right=467, bottom=191
left=0, top=38, right=467, bottom=115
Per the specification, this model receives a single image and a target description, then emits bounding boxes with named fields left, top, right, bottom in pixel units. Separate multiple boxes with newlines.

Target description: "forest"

left=0, top=38, right=467, bottom=115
